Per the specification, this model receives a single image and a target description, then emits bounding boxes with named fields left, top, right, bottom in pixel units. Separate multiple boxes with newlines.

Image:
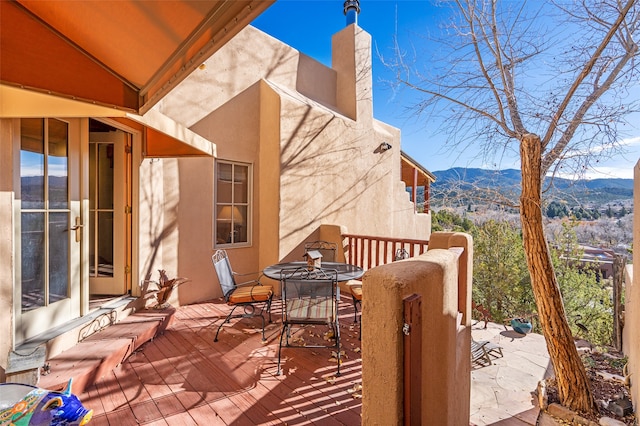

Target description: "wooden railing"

left=343, top=234, right=429, bottom=272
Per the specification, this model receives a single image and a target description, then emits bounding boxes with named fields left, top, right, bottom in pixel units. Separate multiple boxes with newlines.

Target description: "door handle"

left=71, top=217, right=84, bottom=242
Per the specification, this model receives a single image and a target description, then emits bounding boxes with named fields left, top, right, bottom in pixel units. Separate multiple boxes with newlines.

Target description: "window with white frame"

left=215, top=161, right=251, bottom=246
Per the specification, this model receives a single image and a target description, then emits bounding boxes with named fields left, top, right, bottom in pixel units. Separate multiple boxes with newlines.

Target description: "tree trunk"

left=519, top=134, right=596, bottom=414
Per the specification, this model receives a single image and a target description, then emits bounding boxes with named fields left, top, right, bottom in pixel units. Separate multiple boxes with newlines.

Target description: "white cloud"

left=620, top=136, right=640, bottom=148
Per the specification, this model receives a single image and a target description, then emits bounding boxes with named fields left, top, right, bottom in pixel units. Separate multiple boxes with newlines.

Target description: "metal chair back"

left=280, top=267, right=338, bottom=324
left=212, top=249, right=236, bottom=301
left=277, top=266, right=341, bottom=375
left=304, top=240, right=338, bottom=262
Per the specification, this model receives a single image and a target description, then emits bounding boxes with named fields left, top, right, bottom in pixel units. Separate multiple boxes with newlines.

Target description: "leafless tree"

left=384, top=0, right=639, bottom=414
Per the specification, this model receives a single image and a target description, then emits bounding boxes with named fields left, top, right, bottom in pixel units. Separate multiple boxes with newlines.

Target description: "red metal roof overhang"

left=0, top=0, right=274, bottom=115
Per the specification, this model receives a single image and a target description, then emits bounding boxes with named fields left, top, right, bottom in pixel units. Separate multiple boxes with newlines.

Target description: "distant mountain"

left=429, top=168, right=633, bottom=207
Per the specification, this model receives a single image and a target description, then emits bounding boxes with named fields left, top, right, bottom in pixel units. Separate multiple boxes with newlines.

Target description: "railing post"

left=403, top=293, right=422, bottom=426
left=341, top=233, right=429, bottom=270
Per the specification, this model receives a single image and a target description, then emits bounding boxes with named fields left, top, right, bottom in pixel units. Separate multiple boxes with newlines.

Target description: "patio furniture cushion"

left=227, top=285, right=273, bottom=304
left=287, top=298, right=331, bottom=321
left=349, top=282, right=362, bottom=301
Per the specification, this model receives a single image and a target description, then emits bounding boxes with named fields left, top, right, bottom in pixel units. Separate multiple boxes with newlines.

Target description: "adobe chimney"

left=343, top=0, right=360, bottom=26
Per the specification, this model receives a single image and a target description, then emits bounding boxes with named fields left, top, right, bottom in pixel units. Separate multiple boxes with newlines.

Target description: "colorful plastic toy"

left=0, top=378, right=92, bottom=425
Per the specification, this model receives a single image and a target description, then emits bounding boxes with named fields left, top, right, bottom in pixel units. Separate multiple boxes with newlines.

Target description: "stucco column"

left=361, top=234, right=472, bottom=425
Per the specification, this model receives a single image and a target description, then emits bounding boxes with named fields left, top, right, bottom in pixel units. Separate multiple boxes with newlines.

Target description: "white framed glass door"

left=88, top=120, right=128, bottom=296
left=16, top=118, right=81, bottom=342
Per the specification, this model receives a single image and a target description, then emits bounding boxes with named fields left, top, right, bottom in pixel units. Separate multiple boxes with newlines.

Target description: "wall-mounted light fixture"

left=379, top=142, right=392, bottom=152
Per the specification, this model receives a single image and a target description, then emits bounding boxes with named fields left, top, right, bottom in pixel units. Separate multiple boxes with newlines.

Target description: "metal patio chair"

left=211, top=250, right=273, bottom=342
left=304, top=240, right=338, bottom=262
left=277, top=267, right=341, bottom=376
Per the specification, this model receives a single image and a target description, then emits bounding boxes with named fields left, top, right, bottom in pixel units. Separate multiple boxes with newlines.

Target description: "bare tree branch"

left=541, top=0, right=637, bottom=152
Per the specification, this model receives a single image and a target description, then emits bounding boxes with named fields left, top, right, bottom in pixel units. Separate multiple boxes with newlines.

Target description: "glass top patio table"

left=262, top=261, right=364, bottom=282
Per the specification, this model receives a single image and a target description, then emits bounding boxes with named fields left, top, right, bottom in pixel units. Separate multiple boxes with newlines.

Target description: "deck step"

left=38, top=306, right=175, bottom=394
left=16, top=296, right=139, bottom=362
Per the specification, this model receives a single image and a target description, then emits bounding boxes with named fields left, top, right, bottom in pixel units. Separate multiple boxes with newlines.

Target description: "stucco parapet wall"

left=261, top=79, right=351, bottom=120
left=361, top=244, right=470, bottom=425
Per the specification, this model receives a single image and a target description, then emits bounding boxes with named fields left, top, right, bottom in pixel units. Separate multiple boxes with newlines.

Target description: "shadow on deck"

left=42, top=298, right=363, bottom=425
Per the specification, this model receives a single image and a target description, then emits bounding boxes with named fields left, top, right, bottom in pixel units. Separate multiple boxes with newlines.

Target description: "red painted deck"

left=79, top=298, right=363, bottom=425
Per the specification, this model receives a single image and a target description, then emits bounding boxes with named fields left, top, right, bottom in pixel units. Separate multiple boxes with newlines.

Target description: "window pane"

left=21, top=212, right=45, bottom=311
left=216, top=161, right=250, bottom=246
left=89, top=211, right=96, bottom=276
left=234, top=205, right=248, bottom=243
left=49, top=212, right=69, bottom=303
left=48, top=119, right=69, bottom=210
left=97, top=211, right=114, bottom=277
left=233, top=165, right=248, bottom=203
left=217, top=163, right=233, bottom=203
left=20, top=119, right=45, bottom=210
left=97, top=144, right=114, bottom=209
left=216, top=205, right=233, bottom=244
left=89, top=143, right=96, bottom=210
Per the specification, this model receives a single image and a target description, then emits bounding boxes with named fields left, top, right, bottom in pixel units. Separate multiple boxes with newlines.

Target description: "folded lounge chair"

left=471, top=338, right=504, bottom=366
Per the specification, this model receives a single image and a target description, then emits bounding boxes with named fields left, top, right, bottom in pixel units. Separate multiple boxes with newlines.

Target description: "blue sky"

left=252, top=0, right=640, bottom=179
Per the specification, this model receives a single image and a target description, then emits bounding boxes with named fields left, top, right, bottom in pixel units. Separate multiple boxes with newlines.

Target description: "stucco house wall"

left=623, top=160, right=640, bottom=415
left=151, top=23, right=430, bottom=304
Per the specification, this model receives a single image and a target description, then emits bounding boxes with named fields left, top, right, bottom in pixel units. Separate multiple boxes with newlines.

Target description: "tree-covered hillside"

left=425, top=168, right=633, bottom=210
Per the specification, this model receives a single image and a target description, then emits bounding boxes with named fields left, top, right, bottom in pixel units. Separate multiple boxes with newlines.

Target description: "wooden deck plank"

left=129, top=399, right=164, bottom=424
left=93, top=372, right=129, bottom=413
left=130, top=352, right=175, bottom=400
left=85, top=413, right=110, bottom=426
left=162, top=411, right=198, bottom=426
left=111, top=359, right=153, bottom=405
left=81, top=381, right=106, bottom=418
left=74, top=300, right=362, bottom=425
left=187, top=404, right=227, bottom=425
left=154, top=394, right=186, bottom=418
left=105, top=407, right=143, bottom=426
left=180, top=302, right=360, bottom=424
